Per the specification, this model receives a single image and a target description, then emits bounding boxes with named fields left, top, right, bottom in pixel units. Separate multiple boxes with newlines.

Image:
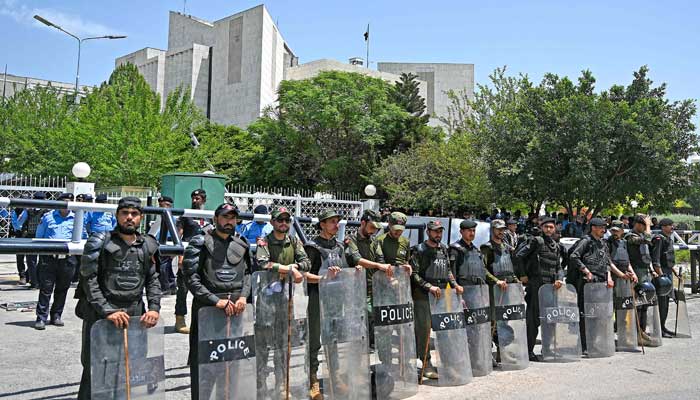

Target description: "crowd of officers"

left=39, top=188, right=680, bottom=399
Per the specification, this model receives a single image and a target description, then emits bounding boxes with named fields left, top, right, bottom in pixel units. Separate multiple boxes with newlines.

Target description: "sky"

left=1, top=0, right=698, bottom=108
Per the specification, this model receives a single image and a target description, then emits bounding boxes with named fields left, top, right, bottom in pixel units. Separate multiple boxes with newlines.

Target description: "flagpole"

left=366, top=23, right=370, bottom=68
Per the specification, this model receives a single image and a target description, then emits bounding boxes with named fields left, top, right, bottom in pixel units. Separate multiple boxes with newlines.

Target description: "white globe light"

left=72, top=162, right=91, bottom=179
left=364, top=184, right=377, bottom=197
left=630, top=200, right=639, bottom=208
left=203, top=170, right=215, bottom=175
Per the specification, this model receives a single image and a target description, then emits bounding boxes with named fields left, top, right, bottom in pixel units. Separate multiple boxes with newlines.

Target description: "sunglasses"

left=275, top=217, right=291, bottom=223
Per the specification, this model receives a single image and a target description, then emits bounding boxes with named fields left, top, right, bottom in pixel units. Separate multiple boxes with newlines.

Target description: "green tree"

left=444, top=66, right=698, bottom=216
left=372, top=133, right=493, bottom=213
left=190, top=123, right=263, bottom=184
left=248, top=71, right=436, bottom=192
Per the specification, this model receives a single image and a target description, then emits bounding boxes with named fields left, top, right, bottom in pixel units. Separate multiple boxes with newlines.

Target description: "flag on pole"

left=364, top=24, right=369, bottom=41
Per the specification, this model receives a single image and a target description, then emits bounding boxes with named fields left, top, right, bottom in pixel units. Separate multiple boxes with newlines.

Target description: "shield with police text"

left=372, top=265, right=418, bottom=399
left=462, top=284, right=492, bottom=377
left=198, top=305, right=256, bottom=400
left=583, top=282, right=615, bottom=358
left=493, top=283, right=529, bottom=370
left=613, top=279, right=639, bottom=352
left=90, top=317, right=165, bottom=400
left=669, top=271, right=691, bottom=338
left=320, top=269, right=370, bottom=400
left=429, top=287, right=472, bottom=386
left=539, top=284, right=581, bottom=362
left=252, top=271, right=309, bottom=399
left=635, top=286, right=663, bottom=347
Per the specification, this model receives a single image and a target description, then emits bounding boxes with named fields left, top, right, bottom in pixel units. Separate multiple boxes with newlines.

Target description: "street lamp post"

left=33, top=15, right=126, bottom=103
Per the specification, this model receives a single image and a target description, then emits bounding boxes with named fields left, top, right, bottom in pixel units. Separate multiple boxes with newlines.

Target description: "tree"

left=443, top=66, right=698, bottom=216
left=248, top=71, right=437, bottom=192
left=190, top=123, right=263, bottom=184
left=372, top=133, right=493, bottom=213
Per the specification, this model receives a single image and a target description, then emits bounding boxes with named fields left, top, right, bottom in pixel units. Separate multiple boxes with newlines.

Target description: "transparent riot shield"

left=493, top=283, right=529, bottom=370
left=252, top=271, right=309, bottom=399
left=319, top=269, right=370, bottom=400
left=538, top=284, right=581, bottom=362
left=583, top=282, right=615, bottom=358
left=198, top=305, right=256, bottom=400
left=462, top=284, right=492, bottom=377
left=90, top=317, right=165, bottom=399
left=613, top=279, right=639, bottom=352
left=428, top=286, right=472, bottom=386
left=372, top=265, right=418, bottom=399
left=669, top=271, right=691, bottom=338
left=635, top=287, right=663, bottom=347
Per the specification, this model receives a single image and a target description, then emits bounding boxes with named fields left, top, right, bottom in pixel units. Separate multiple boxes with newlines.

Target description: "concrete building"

left=1, top=72, right=90, bottom=99
left=116, top=4, right=473, bottom=128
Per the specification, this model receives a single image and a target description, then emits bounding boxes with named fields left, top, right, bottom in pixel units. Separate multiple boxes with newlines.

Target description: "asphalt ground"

left=0, top=256, right=698, bottom=400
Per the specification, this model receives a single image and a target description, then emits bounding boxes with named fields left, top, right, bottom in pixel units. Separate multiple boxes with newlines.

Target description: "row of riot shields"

left=90, top=269, right=691, bottom=399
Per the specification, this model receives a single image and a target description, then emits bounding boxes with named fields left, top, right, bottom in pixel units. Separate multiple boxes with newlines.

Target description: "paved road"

left=0, top=257, right=697, bottom=400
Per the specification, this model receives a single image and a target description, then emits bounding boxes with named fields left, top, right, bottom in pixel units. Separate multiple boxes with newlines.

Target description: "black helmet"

left=635, top=281, right=656, bottom=298
left=653, top=276, right=673, bottom=297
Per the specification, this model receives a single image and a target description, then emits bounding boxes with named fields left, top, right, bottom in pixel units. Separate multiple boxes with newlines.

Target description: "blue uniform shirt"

left=36, top=210, right=87, bottom=240
left=86, top=211, right=117, bottom=234
left=236, top=221, right=273, bottom=244
left=11, top=209, right=28, bottom=231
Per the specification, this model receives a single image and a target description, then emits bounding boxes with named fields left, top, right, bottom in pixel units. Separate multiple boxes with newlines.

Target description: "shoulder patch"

left=257, top=237, right=267, bottom=247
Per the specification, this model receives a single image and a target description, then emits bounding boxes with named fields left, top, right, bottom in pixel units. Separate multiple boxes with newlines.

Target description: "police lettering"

left=373, top=303, right=414, bottom=327
left=431, top=312, right=465, bottom=331
left=464, top=306, right=490, bottom=325
left=494, top=304, right=525, bottom=321
left=198, top=335, right=256, bottom=364
left=544, top=306, right=580, bottom=323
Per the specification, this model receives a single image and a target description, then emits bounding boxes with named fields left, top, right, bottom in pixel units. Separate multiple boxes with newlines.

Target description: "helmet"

left=635, top=281, right=656, bottom=298
left=653, top=276, right=673, bottom=297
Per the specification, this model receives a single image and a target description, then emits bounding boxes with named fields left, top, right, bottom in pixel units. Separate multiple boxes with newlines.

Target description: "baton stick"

left=675, top=267, right=682, bottom=336
left=419, top=318, right=431, bottom=385
left=630, top=286, right=645, bottom=355
left=286, top=275, right=293, bottom=400
left=123, top=327, right=131, bottom=400
left=225, top=295, right=232, bottom=400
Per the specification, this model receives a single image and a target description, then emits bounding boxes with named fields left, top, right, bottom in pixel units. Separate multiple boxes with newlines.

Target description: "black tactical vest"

left=419, top=243, right=451, bottom=285
left=308, top=239, right=348, bottom=275
left=452, top=242, right=485, bottom=283
left=536, top=237, right=560, bottom=278
left=201, top=233, right=248, bottom=294
left=609, top=238, right=630, bottom=269
left=659, top=234, right=676, bottom=272
left=580, top=237, right=609, bottom=281
left=492, top=245, right=515, bottom=277
left=25, top=209, right=46, bottom=237
left=100, top=235, right=157, bottom=305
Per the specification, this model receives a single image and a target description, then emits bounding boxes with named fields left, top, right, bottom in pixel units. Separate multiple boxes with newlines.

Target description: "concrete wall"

left=163, top=43, right=210, bottom=113
left=167, top=12, right=214, bottom=52
left=115, top=47, right=166, bottom=106
left=377, top=62, right=474, bottom=125
left=208, top=5, right=265, bottom=127
left=0, top=73, right=90, bottom=99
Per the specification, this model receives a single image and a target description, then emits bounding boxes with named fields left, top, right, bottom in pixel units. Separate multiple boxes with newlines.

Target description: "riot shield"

left=319, top=269, right=370, bottom=400
left=372, top=265, right=418, bottom=399
left=613, top=279, right=638, bottom=352
left=493, top=283, right=529, bottom=370
left=90, top=317, right=165, bottom=399
left=538, top=284, right=581, bottom=362
left=428, top=286, right=472, bottom=386
left=635, top=287, right=663, bottom=347
left=252, top=271, right=309, bottom=399
left=462, top=284, right=492, bottom=377
left=669, top=271, right=691, bottom=338
left=583, top=283, right=615, bottom=358
left=198, top=305, right=256, bottom=400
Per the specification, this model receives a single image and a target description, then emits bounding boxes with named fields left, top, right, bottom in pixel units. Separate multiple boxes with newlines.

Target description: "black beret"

left=659, top=218, right=674, bottom=227
left=191, top=188, right=206, bottom=197
left=158, top=195, right=174, bottom=204
left=540, top=217, right=556, bottom=226
left=117, top=196, right=142, bottom=212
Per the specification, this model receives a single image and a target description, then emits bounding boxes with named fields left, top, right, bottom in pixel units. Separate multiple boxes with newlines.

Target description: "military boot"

left=309, top=375, right=323, bottom=400
left=175, top=315, right=190, bottom=334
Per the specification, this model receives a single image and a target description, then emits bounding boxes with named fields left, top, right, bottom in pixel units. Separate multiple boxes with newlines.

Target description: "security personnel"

left=34, top=192, right=80, bottom=330
left=24, top=191, right=48, bottom=289
left=376, top=212, right=411, bottom=268
left=182, top=202, right=252, bottom=400
left=10, top=196, right=28, bottom=285
left=625, top=215, right=657, bottom=345
left=237, top=204, right=274, bottom=244
left=514, top=217, right=565, bottom=361
left=652, top=218, right=678, bottom=337
left=411, top=220, right=463, bottom=379
left=345, top=209, right=392, bottom=348
left=607, top=220, right=638, bottom=285
left=175, top=188, right=212, bottom=334
left=255, top=206, right=308, bottom=397
left=504, top=219, right=519, bottom=249
left=150, top=196, right=178, bottom=294
left=85, top=193, right=117, bottom=234
left=451, top=220, right=489, bottom=286
left=568, top=217, right=614, bottom=353
left=76, top=196, right=161, bottom=400
left=303, top=209, right=350, bottom=400
left=481, top=219, right=520, bottom=288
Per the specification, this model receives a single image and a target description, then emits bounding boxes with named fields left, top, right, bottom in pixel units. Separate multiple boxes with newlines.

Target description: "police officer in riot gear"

left=182, top=203, right=252, bottom=400
left=652, top=218, right=679, bottom=337
left=255, top=206, right=309, bottom=397
left=607, top=220, right=639, bottom=285
left=76, top=197, right=162, bottom=400
left=303, top=209, right=350, bottom=400
left=625, top=215, right=658, bottom=345
left=411, top=220, right=463, bottom=379
left=568, top=217, right=615, bottom=353
left=451, top=220, right=487, bottom=287
left=514, top=217, right=565, bottom=361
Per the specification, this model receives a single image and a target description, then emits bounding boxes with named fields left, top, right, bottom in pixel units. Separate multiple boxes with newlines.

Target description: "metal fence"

left=0, top=175, right=67, bottom=238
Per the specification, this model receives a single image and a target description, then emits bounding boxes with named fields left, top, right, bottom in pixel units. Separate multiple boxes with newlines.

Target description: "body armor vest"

left=201, top=233, right=248, bottom=294
left=453, top=243, right=485, bottom=284
left=100, top=235, right=157, bottom=305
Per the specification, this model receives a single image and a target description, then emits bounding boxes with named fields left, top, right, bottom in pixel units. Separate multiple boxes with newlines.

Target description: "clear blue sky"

left=1, top=0, right=698, bottom=107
